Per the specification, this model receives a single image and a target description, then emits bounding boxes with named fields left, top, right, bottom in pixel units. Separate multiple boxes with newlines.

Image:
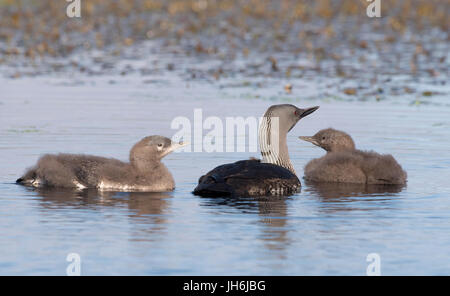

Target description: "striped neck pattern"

left=258, top=111, right=296, bottom=174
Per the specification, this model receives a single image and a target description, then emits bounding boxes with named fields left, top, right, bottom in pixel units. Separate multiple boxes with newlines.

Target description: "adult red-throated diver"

left=193, top=104, right=319, bottom=197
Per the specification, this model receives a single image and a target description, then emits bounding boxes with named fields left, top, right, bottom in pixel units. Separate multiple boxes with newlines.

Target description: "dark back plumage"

left=193, top=159, right=300, bottom=197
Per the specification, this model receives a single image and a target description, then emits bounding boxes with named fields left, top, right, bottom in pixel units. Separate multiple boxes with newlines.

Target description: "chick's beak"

left=162, top=141, right=190, bottom=157
left=171, top=141, right=189, bottom=151
left=299, top=136, right=320, bottom=146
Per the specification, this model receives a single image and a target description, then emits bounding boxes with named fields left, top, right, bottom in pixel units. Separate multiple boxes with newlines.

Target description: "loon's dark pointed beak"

left=288, top=106, right=319, bottom=132
left=298, top=106, right=320, bottom=118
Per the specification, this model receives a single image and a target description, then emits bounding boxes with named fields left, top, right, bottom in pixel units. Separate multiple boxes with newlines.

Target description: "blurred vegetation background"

left=0, top=0, right=447, bottom=58
left=0, top=0, right=447, bottom=86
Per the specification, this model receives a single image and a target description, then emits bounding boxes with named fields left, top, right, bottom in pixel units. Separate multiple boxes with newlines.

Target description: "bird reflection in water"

left=200, top=194, right=294, bottom=255
left=303, top=180, right=405, bottom=213
left=28, top=187, right=172, bottom=234
left=304, top=181, right=405, bottom=199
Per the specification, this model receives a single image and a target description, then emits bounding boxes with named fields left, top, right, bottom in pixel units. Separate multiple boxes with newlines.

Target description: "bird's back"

left=355, top=150, right=407, bottom=185
left=193, top=159, right=301, bottom=197
left=17, top=153, right=129, bottom=188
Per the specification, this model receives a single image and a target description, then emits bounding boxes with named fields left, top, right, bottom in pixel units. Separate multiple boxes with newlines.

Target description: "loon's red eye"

left=294, top=110, right=298, bottom=116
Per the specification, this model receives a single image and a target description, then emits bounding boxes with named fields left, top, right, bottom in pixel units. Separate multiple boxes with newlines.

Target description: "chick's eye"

left=157, top=143, right=163, bottom=147
left=322, top=137, right=326, bottom=140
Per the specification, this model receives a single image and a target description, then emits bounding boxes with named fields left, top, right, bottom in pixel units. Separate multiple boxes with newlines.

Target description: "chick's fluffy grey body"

left=17, top=136, right=180, bottom=191
left=301, top=129, right=407, bottom=185
left=304, top=149, right=407, bottom=184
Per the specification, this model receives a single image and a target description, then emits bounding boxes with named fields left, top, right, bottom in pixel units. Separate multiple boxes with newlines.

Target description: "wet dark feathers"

left=193, top=159, right=301, bottom=197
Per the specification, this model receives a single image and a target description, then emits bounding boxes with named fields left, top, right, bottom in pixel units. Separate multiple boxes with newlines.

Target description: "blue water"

left=1, top=76, right=450, bottom=275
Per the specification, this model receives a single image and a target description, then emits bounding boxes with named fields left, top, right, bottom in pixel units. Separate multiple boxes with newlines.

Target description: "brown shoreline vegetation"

left=0, top=0, right=448, bottom=87
left=0, top=0, right=447, bottom=56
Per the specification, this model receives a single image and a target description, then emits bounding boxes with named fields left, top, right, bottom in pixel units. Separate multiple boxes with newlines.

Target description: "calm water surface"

left=1, top=76, right=450, bottom=275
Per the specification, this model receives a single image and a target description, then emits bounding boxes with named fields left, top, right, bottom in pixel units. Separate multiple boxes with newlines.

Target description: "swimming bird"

left=299, top=128, right=407, bottom=184
left=16, top=136, right=187, bottom=191
left=193, top=104, right=319, bottom=197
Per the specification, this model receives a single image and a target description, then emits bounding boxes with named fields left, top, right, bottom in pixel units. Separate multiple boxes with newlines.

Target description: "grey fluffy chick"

left=299, top=129, right=407, bottom=185
left=16, top=136, right=188, bottom=191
